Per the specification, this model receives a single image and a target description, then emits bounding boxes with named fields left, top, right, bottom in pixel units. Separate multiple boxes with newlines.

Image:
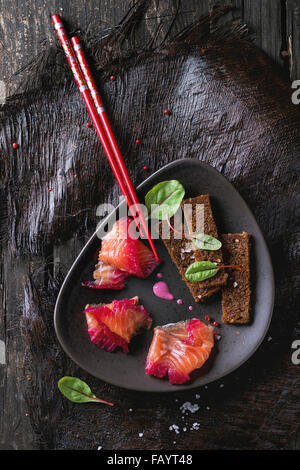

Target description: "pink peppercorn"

left=164, top=109, right=171, bottom=115
left=213, top=320, right=219, bottom=327
left=110, top=75, right=116, bottom=81
left=12, top=142, right=19, bottom=149
left=136, top=139, right=141, bottom=145
left=143, top=165, right=149, bottom=171
left=86, top=122, right=92, bottom=128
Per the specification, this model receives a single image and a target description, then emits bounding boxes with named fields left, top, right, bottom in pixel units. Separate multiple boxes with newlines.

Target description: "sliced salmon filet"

left=99, top=217, right=160, bottom=278
left=146, top=319, right=214, bottom=384
left=84, top=297, right=152, bottom=353
left=82, top=261, right=128, bottom=290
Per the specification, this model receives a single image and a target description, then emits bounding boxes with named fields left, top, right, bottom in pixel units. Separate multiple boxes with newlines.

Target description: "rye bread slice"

left=182, top=195, right=228, bottom=289
left=159, top=220, right=220, bottom=302
left=220, top=232, right=251, bottom=324
left=159, top=193, right=226, bottom=302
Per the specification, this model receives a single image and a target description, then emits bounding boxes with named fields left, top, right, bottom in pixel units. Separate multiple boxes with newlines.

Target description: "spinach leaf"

left=191, top=234, right=222, bottom=251
left=145, top=180, right=185, bottom=220
left=58, top=377, right=113, bottom=406
left=185, top=261, right=219, bottom=282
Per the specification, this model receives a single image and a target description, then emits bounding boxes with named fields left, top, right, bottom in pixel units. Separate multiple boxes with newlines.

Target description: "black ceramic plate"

left=54, top=159, right=274, bottom=392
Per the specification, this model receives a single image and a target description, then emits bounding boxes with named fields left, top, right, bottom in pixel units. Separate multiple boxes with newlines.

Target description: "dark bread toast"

left=159, top=223, right=220, bottom=302
left=159, top=194, right=226, bottom=302
left=182, top=195, right=228, bottom=288
left=220, top=232, right=251, bottom=324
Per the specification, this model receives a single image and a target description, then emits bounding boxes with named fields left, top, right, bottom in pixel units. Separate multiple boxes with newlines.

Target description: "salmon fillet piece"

left=146, top=319, right=214, bottom=384
left=84, top=297, right=152, bottom=353
left=99, top=217, right=161, bottom=278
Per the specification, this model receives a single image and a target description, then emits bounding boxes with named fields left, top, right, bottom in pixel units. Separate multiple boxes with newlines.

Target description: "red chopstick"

left=70, top=35, right=153, bottom=247
left=51, top=14, right=160, bottom=262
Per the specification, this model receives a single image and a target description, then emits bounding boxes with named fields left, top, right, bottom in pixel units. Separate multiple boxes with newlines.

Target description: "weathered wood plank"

left=0, top=0, right=298, bottom=98
left=243, top=0, right=282, bottom=66
left=0, top=251, right=40, bottom=449
left=0, top=0, right=299, bottom=451
left=286, top=0, right=300, bottom=80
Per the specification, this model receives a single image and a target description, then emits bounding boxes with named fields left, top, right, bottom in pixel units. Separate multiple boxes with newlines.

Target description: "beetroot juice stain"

left=153, top=281, right=174, bottom=300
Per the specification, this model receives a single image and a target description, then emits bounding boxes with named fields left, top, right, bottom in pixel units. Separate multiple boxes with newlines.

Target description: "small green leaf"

left=58, top=377, right=113, bottom=406
left=145, top=180, right=185, bottom=220
left=185, top=261, right=219, bottom=282
left=191, top=234, right=222, bottom=251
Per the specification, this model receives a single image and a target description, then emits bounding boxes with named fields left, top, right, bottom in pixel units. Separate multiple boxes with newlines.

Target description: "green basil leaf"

left=58, top=377, right=113, bottom=406
left=185, top=261, right=219, bottom=282
left=145, top=180, right=185, bottom=220
left=191, top=234, right=222, bottom=251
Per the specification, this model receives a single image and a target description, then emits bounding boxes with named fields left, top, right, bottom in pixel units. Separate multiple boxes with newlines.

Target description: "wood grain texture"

left=0, top=0, right=299, bottom=451
left=286, top=0, right=300, bottom=80
left=0, top=0, right=299, bottom=96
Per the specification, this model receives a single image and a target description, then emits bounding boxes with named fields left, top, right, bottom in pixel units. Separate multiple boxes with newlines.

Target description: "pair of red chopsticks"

left=51, top=14, right=160, bottom=262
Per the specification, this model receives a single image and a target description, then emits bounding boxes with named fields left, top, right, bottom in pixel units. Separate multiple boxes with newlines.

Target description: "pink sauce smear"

left=153, top=281, right=174, bottom=300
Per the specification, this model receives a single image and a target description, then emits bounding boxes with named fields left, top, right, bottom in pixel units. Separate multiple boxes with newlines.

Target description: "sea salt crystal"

left=219, top=384, right=224, bottom=388
left=183, top=427, right=187, bottom=432
left=233, top=282, right=238, bottom=288
left=180, top=402, right=199, bottom=414
left=267, top=336, right=272, bottom=342
left=129, top=408, right=133, bottom=412
left=97, top=446, right=102, bottom=450
left=206, top=406, right=210, bottom=410
left=191, top=422, right=200, bottom=430
left=139, top=432, right=144, bottom=437
left=197, top=295, right=202, bottom=299
left=169, top=424, right=180, bottom=434
left=195, top=394, right=200, bottom=399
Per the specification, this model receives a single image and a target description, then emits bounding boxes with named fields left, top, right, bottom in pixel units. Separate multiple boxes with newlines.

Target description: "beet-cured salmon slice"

left=84, top=297, right=152, bottom=353
left=82, top=261, right=128, bottom=290
left=85, top=311, right=128, bottom=352
left=99, top=217, right=160, bottom=278
left=145, top=319, right=214, bottom=384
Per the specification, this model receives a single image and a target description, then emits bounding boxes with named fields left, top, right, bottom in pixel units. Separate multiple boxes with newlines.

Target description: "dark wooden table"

left=0, top=0, right=299, bottom=450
